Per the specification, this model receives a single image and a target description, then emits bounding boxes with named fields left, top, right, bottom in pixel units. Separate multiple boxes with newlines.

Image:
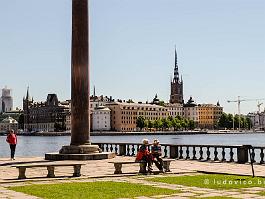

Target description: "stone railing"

left=93, top=142, right=265, bottom=164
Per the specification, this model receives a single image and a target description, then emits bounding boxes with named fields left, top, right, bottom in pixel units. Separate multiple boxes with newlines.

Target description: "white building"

left=166, top=103, right=184, bottom=118
left=183, top=97, right=199, bottom=123
left=0, top=116, right=18, bottom=132
left=166, top=97, right=199, bottom=123
left=0, top=87, right=13, bottom=113
left=92, top=106, right=111, bottom=131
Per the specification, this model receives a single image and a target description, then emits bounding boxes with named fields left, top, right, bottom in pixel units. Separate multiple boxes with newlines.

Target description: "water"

left=1, top=133, right=265, bottom=158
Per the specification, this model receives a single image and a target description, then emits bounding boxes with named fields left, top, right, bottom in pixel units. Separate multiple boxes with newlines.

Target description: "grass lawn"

left=147, top=174, right=265, bottom=190
left=9, top=181, right=181, bottom=199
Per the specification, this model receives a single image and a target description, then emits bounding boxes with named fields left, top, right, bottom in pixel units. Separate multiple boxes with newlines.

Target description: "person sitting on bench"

left=151, top=139, right=164, bottom=172
left=136, top=139, right=153, bottom=173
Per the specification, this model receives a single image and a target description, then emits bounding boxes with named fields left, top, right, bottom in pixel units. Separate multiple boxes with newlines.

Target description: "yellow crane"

left=227, top=96, right=265, bottom=131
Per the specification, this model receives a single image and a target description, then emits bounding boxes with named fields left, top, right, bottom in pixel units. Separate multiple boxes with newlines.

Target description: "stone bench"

left=12, top=163, right=85, bottom=179
left=109, top=159, right=174, bottom=174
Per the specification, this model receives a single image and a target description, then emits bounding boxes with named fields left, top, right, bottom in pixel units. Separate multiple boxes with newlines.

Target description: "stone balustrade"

left=93, top=142, right=265, bottom=164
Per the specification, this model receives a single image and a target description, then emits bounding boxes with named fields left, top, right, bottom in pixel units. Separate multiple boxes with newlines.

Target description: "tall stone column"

left=71, top=0, right=90, bottom=145
left=45, top=0, right=115, bottom=160
left=58, top=0, right=100, bottom=155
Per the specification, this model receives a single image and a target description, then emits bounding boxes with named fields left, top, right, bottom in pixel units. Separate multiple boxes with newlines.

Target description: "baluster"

left=132, top=145, right=136, bottom=156
left=164, top=146, right=168, bottom=158
left=199, top=147, right=203, bottom=160
left=179, top=146, right=183, bottom=159
left=260, top=149, right=264, bottom=164
left=186, top=146, right=190, bottom=159
left=110, top=144, right=113, bottom=152
left=214, top=147, right=219, bottom=161
left=114, top=144, right=118, bottom=154
left=137, top=145, right=140, bottom=153
left=251, top=148, right=256, bottom=163
left=98, top=144, right=104, bottom=152
left=126, top=145, right=130, bottom=156
left=106, top=144, right=109, bottom=152
left=192, top=146, right=197, bottom=160
left=221, top=147, right=226, bottom=162
left=206, top=147, right=210, bottom=161
left=229, top=147, right=234, bottom=162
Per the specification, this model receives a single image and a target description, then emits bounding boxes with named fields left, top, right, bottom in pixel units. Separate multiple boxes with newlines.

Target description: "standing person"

left=135, top=139, right=153, bottom=173
left=151, top=139, right=164, bottom=172
left=6, top=129, right=17, bottom=160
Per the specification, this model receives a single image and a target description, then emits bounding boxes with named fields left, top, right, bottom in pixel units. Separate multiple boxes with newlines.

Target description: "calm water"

left=1, top=133, right=265, bottom=158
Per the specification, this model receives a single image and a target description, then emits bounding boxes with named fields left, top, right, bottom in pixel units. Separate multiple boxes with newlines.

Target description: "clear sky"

left=0, top=0, right=264, bottom=114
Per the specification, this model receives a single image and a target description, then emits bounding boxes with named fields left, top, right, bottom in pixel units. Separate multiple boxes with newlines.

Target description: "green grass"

left=9, top=181, right=181, bottom=199
left=256, top=191, right=265, bottom=197
left=147, top=174, right=265, bottom=190
left=192, top=197, right=236, bottom=199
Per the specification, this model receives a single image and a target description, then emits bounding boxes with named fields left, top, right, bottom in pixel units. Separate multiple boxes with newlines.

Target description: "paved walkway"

left=1, top=156, right=265, bottom=198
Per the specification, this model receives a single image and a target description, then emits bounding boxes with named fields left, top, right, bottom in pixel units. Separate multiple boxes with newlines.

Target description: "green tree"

left=227, top=114, right=234, bottom=129
left=246, top=117, right=252, bottom=129
left=188, top=119, right=196, bottom=130
left=159, top=101, right=165, bottom=107
left=218, top=113, right=228, bottom=129
left=181, top=118, right=188, bottom=130
left=147, top=120, right=153, bottom=131
left=136, top=116, right=145, bottom=131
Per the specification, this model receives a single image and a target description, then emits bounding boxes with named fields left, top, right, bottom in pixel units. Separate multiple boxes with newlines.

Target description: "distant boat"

left=218, top=129, right=230, bottom=133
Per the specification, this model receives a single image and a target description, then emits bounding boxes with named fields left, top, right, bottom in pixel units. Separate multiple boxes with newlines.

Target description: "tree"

left=188, top=119, right=195, bottom=130
left=161, top=118, right=171, bottom=131
left=246, top=117, right=252, bottom=129
left=181, top=119, right=188, bottom=130
left=153, top=119, right=163, bottom=131
left=126, top=99, right=134, bottom=103
left=136, top=116, right=145, bottom=131
left=147, top=120, right=153, bottom=131
left=218, top=113, right=228, bottom=129
left=159, top=101, right=165, bottom=107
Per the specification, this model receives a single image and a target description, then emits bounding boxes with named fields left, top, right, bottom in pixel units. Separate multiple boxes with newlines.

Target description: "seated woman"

left=151, top=139, right=164, bottom=172
left=135, top=139, right=153, bottom=173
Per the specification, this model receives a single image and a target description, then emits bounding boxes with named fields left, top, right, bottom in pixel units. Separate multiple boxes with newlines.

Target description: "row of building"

left=1, top=49, right=223, bottom=132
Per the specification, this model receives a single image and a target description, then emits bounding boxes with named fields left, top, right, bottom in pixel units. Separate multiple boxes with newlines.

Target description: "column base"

left=59, top=145, right=101, bottom=154
left=45, top=144, right=115, bottom=160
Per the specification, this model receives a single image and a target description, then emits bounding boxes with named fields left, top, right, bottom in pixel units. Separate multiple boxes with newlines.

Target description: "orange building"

left=107, top=102, right=168, bottom=132
left=198, top=104, right=223, bottom=129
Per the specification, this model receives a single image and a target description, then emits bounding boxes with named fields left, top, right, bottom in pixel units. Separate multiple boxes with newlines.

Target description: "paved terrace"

left=1, top=156, right=265, bottom=198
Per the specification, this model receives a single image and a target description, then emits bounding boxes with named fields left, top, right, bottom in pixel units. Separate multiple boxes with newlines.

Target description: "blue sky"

left=0, top=0, right=264, bottom=114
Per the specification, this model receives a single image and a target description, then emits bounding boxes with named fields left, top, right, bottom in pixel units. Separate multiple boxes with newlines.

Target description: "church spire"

left=26, top=86, right=30, bottom=100
left=173, top=45, right=179, bottom=82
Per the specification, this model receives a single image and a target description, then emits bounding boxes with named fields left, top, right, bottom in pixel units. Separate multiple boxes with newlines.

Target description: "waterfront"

left=1, top=133, right=265, bottom=158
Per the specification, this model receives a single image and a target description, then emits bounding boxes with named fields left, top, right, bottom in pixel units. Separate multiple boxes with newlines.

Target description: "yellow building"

left=107, top=102, right=168, bottom=132
left=198, top=104, right=223, bottom=129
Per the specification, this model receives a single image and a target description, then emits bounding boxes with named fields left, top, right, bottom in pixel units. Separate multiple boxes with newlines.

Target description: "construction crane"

left=227, top=96, right=265, bottom=131
left=257, top=102, right=263, bottom=113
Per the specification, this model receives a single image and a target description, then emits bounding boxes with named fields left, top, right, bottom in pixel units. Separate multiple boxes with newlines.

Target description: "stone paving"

left=1, top=156, right=265, bottom=198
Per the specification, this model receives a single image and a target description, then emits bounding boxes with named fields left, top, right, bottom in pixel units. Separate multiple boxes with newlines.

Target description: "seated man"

left=151, top=139, right=164, bottom=172
left=135, top=139, right=153, bottom=173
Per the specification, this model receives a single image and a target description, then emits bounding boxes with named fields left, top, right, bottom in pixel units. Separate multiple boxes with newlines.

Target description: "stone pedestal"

left=45, top=144, right=115, bottom=160
left=45, top=151, right=115, bottom=161
left=60, top=145, right=101, bottom=154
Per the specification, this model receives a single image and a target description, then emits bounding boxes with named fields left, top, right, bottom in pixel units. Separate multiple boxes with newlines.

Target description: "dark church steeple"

left=173, top=46, right=179, bottom=82
left=170, top=47, right=184, bottom=104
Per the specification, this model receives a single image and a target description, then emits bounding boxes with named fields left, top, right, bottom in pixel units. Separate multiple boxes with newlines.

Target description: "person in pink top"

left=6, top=129, right=17, bottom=160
